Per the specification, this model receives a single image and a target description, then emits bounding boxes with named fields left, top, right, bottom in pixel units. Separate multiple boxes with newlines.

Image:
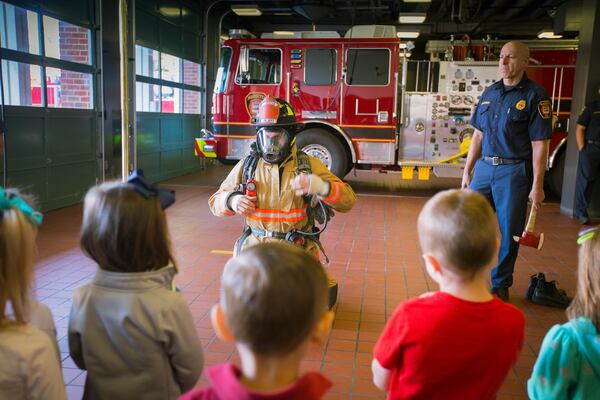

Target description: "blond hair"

left=221, top=242, right=328, bottom=355
left=80, top=181, right=175, bottom=273
left=418, top=189, right=497, bottom=278
left=568, top=230, right=600, bottom=330
left=0, top=189, right=37, bottom=326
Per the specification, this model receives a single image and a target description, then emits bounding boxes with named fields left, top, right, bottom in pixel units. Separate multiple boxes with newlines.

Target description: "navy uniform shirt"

left=577, top=99, right=600, bottom=141
left=470, top=73, right=553, bottom=160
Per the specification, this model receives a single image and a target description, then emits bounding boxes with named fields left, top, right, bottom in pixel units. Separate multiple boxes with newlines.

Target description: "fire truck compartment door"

left=399, top=94, right=427, bottom=161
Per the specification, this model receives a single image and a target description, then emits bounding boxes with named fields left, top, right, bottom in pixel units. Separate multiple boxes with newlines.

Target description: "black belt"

left=250, top=226, right=287, bottom=239
left=482, top=156, right=524, bottom=166
left=587, top=139, right=600, bottom=145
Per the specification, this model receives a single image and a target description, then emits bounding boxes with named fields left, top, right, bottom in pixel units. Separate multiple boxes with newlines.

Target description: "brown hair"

left=221, top=242, right=328, bottom=355
left=568, top=229, right=600, bottom=331
left=0, top=189, right=38, bottom=326
left=418, top=189, right=497, bottom=279
left=80, top=181, right=175, bottom=273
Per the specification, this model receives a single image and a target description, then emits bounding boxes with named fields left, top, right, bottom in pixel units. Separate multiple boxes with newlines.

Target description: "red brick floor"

left=33, top=167, right=580, bottom=400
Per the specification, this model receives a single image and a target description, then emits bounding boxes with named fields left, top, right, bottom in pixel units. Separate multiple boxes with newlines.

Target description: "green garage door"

left=0, top=0, right=99, bottom=210
left=135, top=1, right=205, bottom=182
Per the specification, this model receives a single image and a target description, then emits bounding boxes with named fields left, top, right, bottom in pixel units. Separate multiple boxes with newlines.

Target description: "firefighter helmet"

left=253, top=96, right=300, bottom=164
left=252, top=95, right=298, bottom=129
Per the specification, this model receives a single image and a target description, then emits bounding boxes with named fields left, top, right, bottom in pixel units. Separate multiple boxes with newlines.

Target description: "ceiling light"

left=400, top=52, right=412, bottom=58
left=159, top=7, right=180, bottom=17
left=231, top=5, right=262, bottom=16
left=402, top=0, right=431, bottom=3
left=397, top=31, right=420, bottom=39
left=273, top=31, right=295, bottom=36
left=537, top=30, right=562, bottom=39
left=399, top=13, right=426, bottom=23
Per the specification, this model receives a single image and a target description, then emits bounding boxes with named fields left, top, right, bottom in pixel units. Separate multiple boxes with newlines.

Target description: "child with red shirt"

left=372, top=189, right=525, bottom=400
left=179, top=242, right=334, bottom=400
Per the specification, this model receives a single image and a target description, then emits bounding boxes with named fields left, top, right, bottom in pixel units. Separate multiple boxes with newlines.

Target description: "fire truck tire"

left=297, top=129, right=348, bottom=178
left=547, top=151, right=565, bottom=198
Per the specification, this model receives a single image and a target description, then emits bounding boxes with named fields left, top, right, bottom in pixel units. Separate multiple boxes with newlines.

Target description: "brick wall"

left=57, top=22, right=91, bottom=108
left=183, top=60, right=200, bottom=114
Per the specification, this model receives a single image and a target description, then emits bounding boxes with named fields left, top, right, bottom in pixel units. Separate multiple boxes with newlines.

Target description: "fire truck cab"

left=201, top=26, right=576, bottom=194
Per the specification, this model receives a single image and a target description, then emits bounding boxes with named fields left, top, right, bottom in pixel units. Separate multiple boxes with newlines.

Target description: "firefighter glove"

left=230, top=194, right=257, bottom=215
left=291, top=174, right=330, bottom=197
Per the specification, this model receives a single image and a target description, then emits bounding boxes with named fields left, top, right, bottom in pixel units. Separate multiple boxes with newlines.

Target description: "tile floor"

left=33, top=165, right=581, bottom=399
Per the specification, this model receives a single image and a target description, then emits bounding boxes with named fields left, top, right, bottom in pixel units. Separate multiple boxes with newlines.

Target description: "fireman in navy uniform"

left=574, top=85, right=600, bottom=225
left=461, top=41, right=553, bottom=301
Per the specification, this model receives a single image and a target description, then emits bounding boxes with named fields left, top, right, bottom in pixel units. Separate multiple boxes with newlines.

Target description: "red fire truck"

left=197, top=27, right=577, bottom=195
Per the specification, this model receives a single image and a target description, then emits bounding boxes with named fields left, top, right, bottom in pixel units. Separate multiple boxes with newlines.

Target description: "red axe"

left=513, top=204, right=544, bottom=250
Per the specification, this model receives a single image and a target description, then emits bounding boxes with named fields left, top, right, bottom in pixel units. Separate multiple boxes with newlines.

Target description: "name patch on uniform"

left=516, top=100, right=526, bottom=110
left=538, top=100, right=552, bottom=119
left=481, top=101, right=491, bottom=105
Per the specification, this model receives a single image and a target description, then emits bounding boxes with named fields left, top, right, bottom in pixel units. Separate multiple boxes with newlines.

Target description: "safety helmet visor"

left=257, top=127, right=291, bottom=163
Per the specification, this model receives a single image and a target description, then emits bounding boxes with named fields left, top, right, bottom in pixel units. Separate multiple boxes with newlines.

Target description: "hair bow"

left=0, top=187, right=43, bottom=225
left=577, top=226, right=598, bottom=245
left=127, top=169, right=176, bottom=209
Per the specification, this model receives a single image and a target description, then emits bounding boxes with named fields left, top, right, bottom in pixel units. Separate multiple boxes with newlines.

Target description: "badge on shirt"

left=537, top=100, right=552, bottom=119
left=516, top=100, right=526, bottom=110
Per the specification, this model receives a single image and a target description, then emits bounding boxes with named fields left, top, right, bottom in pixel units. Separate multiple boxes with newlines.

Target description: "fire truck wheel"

left=547, top=151, right=565, bottom=198
left=297, top=129, right=348, bottom=178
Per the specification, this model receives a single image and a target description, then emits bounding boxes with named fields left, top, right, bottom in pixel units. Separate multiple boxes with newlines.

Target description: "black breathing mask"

left=256, top=127, right=292, bottom=164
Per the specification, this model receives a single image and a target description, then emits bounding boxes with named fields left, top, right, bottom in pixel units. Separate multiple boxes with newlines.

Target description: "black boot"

left=527, top=272, right=568, bottom=302
left=531, top=277, right=571, bottom=309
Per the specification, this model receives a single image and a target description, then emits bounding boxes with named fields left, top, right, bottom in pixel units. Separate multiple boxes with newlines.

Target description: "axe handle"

left=525, top=205, right=537, bottom=233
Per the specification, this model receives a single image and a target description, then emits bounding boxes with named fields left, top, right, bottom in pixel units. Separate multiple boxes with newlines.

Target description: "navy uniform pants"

left=574, top=143, right=600, bottom=219
left=470, top=159, right=532, bottom=289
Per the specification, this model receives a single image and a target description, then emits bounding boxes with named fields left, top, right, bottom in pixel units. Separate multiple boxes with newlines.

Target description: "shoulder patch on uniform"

left=516, top=100, right=526, bottom=110
left=579, top=106, right=586, bottom=116
left=538, top=100, right=552, bottom=119
left=481, top=101, right=491, bottom=105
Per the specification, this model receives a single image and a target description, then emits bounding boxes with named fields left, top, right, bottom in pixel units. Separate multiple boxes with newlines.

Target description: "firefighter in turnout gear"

left=209, top=96, right=357, bottom=309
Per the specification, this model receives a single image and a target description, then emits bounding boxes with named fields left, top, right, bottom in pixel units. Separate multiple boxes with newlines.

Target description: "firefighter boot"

left=328, top=278, right=338, bottom=310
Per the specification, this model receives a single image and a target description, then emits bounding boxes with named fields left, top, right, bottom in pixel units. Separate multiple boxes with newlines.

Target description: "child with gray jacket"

left=68, top=171, right=203, bottom=400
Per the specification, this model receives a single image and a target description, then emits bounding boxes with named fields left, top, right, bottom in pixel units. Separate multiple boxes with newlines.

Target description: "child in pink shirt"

left=372, top=189, right=525, bottom=399
left=180, top=242, right=334, bottom=400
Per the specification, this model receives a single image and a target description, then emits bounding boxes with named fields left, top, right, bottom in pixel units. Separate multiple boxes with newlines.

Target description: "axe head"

left=513, top=232, right=544, bottom=250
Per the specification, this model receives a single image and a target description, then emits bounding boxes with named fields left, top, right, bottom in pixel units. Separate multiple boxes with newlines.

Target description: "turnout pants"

left=470, top=158, right=532, bottom=289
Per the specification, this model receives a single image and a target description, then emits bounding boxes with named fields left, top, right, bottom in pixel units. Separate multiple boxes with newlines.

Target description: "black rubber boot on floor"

left=531, top=279, right=571, bottom=309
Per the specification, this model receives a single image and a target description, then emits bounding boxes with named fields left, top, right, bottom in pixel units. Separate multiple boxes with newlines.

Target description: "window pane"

left=215, top=47, right=232, bottom=93
left=135, top=45, right=159, bottom=78
left=1, top=60, right=42, bottom=106
left=306, top=49, right=336, bottom=85
left=183, top=90, right=200, bottom=114
left=136, top=82, right=160, bottom=112
left=161, top=86, right=180, bottom=113
left=46, top=67, right=93, bottom=109
left=346, top=49, right=389, bottom=86
left=183, top=59, right=201, bottom=87
left=235, top=49, right=281, bottom=85
left=0, top=2, right=40, bottom=54
left=43, top=16, right=91, bottom=65
left=161, top=53, right=180, bottom=83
